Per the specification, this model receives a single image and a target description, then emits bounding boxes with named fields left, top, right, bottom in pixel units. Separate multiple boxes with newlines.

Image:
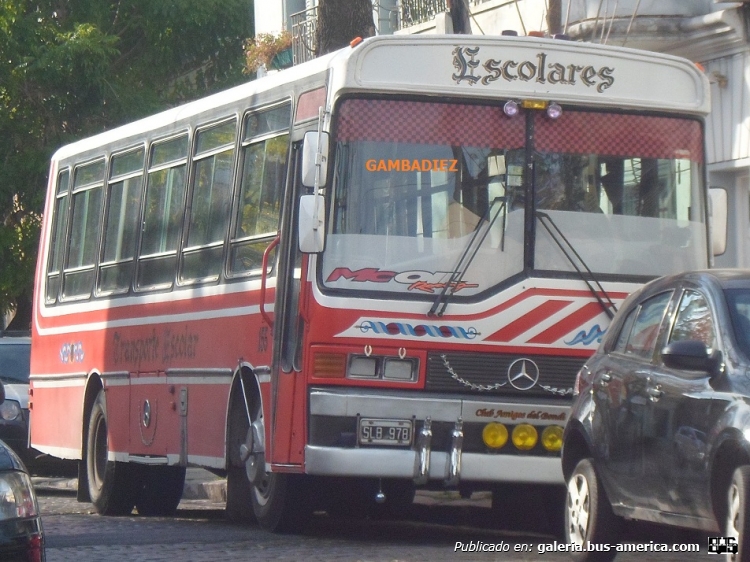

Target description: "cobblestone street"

left=36, top=488, right=717, bottom=562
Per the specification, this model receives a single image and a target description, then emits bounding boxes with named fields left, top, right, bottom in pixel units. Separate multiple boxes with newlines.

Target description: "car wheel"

left=86, top=389, right=138, bottom=515
left=565, top=459, right=621, bottom=562
left=134, top=465, right=186, bottom=516
left=726, top=466, right=750, bottom=561
left=225, top=385, right=257, bottom=523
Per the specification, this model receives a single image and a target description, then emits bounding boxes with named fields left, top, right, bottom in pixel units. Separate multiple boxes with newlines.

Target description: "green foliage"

left=0, top=0, right=254, bottom=323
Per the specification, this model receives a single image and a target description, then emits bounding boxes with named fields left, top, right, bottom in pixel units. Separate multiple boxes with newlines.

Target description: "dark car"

left=562, top=269, right=750, bottom=561
left=0, top=382, right=45, bottom=561
left=0, top=336, right=34, bottom=465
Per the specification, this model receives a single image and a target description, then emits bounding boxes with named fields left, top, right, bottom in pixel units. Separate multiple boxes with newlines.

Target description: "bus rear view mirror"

left=298, top=194, right=325, bottom=253
left=302, top=131, right=329, bottom=188
left=709, top=187, right=727, bottom=256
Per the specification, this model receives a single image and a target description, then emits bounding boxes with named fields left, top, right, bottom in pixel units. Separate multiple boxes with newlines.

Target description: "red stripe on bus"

left=528, top=302, right=609, bottom=344
left=485, top=299, right=572, bottom=342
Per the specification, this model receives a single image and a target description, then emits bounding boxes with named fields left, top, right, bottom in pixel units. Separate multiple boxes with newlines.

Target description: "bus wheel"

left=225, top=387, right=257, bottom=523
left=86, top=389, right=137, bottom=515
left=135, top=465, right=186, bottom=516
left=251, top=470, right=310, bottom=533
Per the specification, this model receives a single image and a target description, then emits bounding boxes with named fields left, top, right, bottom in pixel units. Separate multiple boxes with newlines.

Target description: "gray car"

left=0, top=336, right=34, bottom=466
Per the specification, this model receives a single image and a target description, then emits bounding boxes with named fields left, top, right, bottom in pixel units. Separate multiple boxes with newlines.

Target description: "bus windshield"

left=322, top=98, right=707, bottom=297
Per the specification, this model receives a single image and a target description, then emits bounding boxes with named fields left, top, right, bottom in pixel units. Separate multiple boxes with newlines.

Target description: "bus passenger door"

left=269, top=142, right=307, bottom=466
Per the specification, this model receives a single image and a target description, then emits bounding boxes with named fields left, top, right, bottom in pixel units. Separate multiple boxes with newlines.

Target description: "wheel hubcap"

left=567, top=473, right=590, bottom=546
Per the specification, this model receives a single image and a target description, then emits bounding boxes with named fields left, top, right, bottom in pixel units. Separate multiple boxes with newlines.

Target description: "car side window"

left=623, top=291, right=673, bottom=360
left=669, top=290, right=716, bottom=348
left=612, top=307, right=638, bottom=354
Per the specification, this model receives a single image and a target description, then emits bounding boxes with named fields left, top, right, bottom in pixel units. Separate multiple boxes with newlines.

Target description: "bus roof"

left=52, top=34, right=709, bottom=162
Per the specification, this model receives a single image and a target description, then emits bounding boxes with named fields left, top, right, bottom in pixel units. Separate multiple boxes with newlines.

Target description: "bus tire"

left=225, top=381, right=257, bottom=523
left=251, top=471, right=310, bottom=533
left=135, top=465, right=186, bottom=516
left=86, top=389, right=137, bottom=515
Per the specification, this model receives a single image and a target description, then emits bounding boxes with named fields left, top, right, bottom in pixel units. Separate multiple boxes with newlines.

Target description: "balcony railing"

left=400, top=0, right=447, bottom=28
left=291, top=6, right=318, bottom=65
left=398, top=0, right=495, bottom=30
left=289, top=0, right=499, bottom=66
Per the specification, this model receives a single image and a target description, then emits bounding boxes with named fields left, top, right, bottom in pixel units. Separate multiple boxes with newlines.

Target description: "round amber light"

left=512, top=424, right=538, bottom=450
left=541, top=425, right=564, bottom=452
left=482, top=423, right=509, bottom=449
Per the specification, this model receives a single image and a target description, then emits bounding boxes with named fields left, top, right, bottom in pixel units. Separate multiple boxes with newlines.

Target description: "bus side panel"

left=186, top=382, right=232, bottom=463
left=104, top=383, right=131, bottom=455
left=29, top=384, right=85, bottom=458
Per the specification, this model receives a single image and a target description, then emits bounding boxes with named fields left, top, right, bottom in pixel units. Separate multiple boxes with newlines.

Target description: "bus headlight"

left=348, top=356, right=378, bottom=378
left=382, top=358, right=417, bottom=381
left=482, top=422, right=508, bottom=449
left=541, top=425, right=564, bottom=452
left=512, top=424, right=538, bottom=450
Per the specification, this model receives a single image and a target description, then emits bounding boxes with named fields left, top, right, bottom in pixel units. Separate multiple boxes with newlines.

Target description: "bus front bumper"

left=306, top=387, right=567, bottom=485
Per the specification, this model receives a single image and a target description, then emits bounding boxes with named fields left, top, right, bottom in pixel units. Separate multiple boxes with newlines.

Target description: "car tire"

left=86, top=389, right=138, bottom=515
left=565, top=458, right=621, bottom=562
left=726, top=465, right=750, bottom=561
left=134, top=465, right=186, bottom=516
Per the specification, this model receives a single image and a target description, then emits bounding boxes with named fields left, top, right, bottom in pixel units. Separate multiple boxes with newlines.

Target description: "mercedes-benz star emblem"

left=142, top=399, right=151, bottom=428
left=507, top=358, right=540, bottom=391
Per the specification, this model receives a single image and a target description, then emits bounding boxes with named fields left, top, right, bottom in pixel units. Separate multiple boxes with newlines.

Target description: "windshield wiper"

left=428, top=196, right=507, bottom=317
left=535, top=210, right=617, bottom=320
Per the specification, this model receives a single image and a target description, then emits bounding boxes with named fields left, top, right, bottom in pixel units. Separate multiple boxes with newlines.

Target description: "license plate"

left=358, top=418, right=413, bottom=446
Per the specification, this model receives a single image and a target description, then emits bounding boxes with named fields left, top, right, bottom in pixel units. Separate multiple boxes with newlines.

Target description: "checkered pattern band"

left=336, top=100, right=703, bottom=164
left=535, top=111, right=703, bottom=163
left=336, top=99, right=525, bottom=148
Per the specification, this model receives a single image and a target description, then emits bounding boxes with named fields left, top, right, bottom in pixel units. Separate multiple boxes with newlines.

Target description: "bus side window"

left=62, top=159, right=105, bottom=300
left=181, top=118, right=237, bottom=283
left=46, top=169, right=71, bottom=304
left=98, top=147, right=145, bottom=295
left=137, top=134, right=189, bottom=290
left=229, top=103, right=291, bottom=276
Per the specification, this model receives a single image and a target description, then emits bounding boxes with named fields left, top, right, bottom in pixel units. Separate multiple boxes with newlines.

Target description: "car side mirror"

left=662, top=340, right=721, bottom=374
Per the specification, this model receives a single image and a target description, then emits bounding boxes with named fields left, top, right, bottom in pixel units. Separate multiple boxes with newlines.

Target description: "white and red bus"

left=30, top=34, right=713, bottom=531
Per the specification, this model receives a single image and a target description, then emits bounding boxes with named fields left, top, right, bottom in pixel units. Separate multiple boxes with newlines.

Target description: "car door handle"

left=646, top=385, right=663, bottom=401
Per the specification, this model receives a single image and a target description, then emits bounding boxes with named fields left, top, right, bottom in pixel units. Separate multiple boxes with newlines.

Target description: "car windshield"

left=0, top=342, right=31, bottom=384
